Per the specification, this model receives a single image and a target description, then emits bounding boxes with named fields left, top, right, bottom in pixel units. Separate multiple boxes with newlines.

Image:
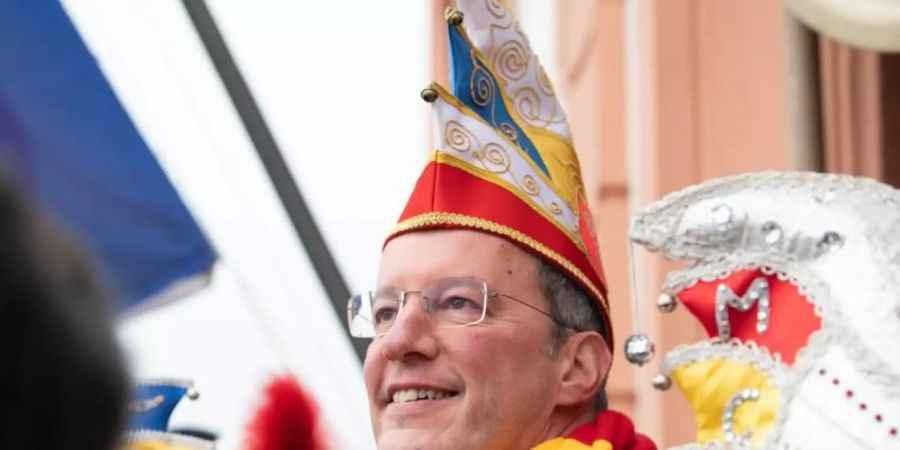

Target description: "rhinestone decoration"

left=651, top=374, right=671, bottom=391
left=815, top=189, right=836, bottom=204
left=715, top=277, right=771, bottom=340
left=761, top=221, right=782, bottom=245
left=816, top=367, right=899, bottom=435
left=624, top=333, right=655, bottom=366
left=723, top=388, right=761, bottom=444
left=656, top=292, right=678, bottom=313
left=711, top=205, right=733, bottom=227
left=187, top=388, right=200, bottom=400
left=817, top=231, right=844, bottom=253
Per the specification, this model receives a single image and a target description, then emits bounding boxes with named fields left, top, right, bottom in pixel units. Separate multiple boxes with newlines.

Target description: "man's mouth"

left=390, top=388, right=459, bottom=404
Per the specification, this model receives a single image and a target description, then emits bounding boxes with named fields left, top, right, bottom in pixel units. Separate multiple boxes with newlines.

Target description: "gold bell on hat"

left=444, top=7, right=464, bottom=26
left=420, top=86, right=438, bottom=103
left=651, top=374, right=671, bottom=391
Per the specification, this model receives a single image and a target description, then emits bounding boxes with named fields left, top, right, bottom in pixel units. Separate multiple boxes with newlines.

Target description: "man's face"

left=365, top=229, right=566, bottom=450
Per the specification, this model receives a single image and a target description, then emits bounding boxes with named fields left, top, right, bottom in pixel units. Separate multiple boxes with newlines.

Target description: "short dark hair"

left=0, top=175, right=128, bottom=450
left=536, top=259, right=609, bottom=411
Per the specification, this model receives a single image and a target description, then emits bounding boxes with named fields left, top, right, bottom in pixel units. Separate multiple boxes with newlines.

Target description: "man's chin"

left=377, top=426, right=486, bottom=450
left=375, top=408, right=461, bottom=450
left=374, top=395, right=480, bottom=449
left=376, top=430, right=441, bottom=450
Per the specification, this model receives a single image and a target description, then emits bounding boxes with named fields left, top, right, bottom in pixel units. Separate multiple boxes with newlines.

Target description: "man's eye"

left=374, top=307, right=397, bottom=324
left=445, top=296, right=478, bottom=310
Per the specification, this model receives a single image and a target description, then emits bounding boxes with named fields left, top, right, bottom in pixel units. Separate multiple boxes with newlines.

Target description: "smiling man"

left=348, top=1, right=655, bottom=449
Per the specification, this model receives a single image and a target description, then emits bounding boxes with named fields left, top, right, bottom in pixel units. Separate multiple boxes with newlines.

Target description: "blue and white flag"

left=0, top=1, right=216, bottom=311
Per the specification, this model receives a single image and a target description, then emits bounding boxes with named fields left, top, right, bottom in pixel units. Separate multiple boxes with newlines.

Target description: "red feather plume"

left=245, top=375, right=324, bottom=450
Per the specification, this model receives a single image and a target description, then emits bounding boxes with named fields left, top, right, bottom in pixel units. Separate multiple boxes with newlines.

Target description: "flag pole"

left=181, top=0, right=367, bottom=362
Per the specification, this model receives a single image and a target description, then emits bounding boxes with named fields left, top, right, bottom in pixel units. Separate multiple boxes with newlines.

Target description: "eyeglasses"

left=346, top=276, right=561, bottom=338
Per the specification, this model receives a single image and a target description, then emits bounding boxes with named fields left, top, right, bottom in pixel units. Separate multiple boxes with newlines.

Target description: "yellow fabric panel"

left=527, top=129, right=581, bottom=211
left=532, top=437, right=613, bottom=450
left=671, top=359, right=779, bottom=447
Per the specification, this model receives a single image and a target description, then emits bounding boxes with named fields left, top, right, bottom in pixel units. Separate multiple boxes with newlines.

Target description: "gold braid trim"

left=392, top=212, right=610, bottom=314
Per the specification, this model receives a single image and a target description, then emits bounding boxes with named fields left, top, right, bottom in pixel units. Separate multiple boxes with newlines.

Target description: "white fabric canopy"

left=786, top=0, right=900, bottom=51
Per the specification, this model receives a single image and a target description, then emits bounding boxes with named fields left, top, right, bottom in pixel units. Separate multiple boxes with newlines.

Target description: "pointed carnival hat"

left=386, top=0, right=611, bottom=347
left=630, top=172, right=900, bottom=449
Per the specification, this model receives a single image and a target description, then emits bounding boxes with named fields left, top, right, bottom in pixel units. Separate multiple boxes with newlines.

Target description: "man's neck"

left=539, top=405, right=597, bottom=442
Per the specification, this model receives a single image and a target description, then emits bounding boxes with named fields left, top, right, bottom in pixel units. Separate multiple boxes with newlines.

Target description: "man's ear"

left=555, top=332, right=612, bottom=407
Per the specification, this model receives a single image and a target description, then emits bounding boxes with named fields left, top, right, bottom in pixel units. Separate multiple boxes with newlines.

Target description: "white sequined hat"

left=630, top=172, right=900, bottom=449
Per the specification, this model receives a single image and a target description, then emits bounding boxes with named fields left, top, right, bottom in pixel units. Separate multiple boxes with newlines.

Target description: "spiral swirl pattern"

left=444, top=120, right=478, bottom=153
left=492, top=40, right=528, bottom=81
left=470, top=67, right=494, bottom=107
left=485, top=0, right=506, bottom=18
left=480, top=143, right=511, bottom=173
left=498, top=122, right=518, bottom=141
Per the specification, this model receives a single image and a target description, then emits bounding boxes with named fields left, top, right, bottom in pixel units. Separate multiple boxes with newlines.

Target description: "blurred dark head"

left=0, top=174, right=128, bottom=449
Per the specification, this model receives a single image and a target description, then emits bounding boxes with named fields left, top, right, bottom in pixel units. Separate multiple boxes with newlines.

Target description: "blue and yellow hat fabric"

left=122, top=379, right=212, bottom=450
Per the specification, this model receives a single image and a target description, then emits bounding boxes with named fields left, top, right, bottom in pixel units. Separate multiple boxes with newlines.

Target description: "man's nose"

left=379, top=294, right=439, bottom=362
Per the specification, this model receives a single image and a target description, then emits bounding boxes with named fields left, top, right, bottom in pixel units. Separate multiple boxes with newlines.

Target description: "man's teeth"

left=391, top=389, right=453, bottom=403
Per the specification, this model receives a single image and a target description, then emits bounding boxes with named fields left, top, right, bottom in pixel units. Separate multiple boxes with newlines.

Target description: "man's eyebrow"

left=373, top=284, right=399, bottom=291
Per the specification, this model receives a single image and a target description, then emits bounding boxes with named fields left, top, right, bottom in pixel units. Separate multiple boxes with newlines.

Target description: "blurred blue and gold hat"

left=122, top=379, right=213, bottom=450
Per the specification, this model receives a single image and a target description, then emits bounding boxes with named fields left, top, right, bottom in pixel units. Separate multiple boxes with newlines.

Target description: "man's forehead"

left=377, top=229, right=536, bottom=285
